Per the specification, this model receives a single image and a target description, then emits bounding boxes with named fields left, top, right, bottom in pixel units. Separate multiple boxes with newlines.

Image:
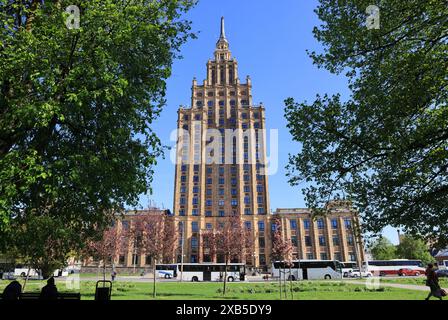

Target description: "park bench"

left=18, top=292, right=81, bottom=300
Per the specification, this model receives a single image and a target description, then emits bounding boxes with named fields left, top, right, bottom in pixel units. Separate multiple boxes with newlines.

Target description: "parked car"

left=398, top=268, right=424, bottom=276
left=436, top=269, right=448, bottom=278
left=348, top=269, right=372, bottom=278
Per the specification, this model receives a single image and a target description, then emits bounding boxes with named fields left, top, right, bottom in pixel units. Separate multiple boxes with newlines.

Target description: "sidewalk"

left=347, top=279, right=448, bottom=292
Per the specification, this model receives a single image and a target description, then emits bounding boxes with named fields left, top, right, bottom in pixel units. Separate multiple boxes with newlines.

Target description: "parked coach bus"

left=156, top=263, right=246, bottom=282
left=363, top=259, right=425, bottom=276
left=271, top=260, right=344, bottom=280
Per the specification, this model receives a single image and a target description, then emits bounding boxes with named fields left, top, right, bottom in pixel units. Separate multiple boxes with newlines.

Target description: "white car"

left=349, top=269, right=372, bottom=278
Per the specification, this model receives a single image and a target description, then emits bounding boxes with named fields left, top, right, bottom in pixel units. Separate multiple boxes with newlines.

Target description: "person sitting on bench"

left=40, top=277, right=58, bottom=300
left=2, top=280, right=22, bottom=300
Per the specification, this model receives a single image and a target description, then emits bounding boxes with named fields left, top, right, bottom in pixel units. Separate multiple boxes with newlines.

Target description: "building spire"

left=220, top=16, right=226, bottom=40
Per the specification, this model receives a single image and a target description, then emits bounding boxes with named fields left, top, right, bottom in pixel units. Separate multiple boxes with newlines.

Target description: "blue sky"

left=140, top=0, right=399, bottom=244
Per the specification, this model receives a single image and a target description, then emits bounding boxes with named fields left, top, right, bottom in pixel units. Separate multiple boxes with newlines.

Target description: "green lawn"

left=0, top=279, right=429, bottom=300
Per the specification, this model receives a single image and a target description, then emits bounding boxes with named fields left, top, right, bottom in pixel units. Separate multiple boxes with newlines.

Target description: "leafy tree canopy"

left=369, top=237, right=397, bottom=261
left=0, top=0, right=196, bottom=270
left=396, top=235, right=434, bottom=264
left=284, top=0, right=448, bottom=246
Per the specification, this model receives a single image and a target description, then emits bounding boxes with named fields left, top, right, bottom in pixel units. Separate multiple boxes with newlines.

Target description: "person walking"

left=425, top=264, right=443, bottom=301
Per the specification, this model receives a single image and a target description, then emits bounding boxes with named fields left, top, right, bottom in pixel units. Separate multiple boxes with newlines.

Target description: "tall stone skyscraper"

left=173, top=18, right=271, bottom=268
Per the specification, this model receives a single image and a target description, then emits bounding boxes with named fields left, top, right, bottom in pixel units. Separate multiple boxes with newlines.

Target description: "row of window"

left=184, top=109, right=258, bottom=118
left=195, top=90, right=247, bottom=97
left=179, top=186, right=264, bottom=195
left=194, top=100, right=250, bottom=108
left=181, top=164, right=265, bottom=173
left=178, top=208, right=266, bottom=216
left=289, top=218, right=352, bottom=230
left=293, top=235, right=355, bottom=247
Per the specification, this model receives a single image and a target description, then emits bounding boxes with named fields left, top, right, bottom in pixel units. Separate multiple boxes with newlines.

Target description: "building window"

left=258, top=207, right=265, bottom=214
left=179, top=209, right=185, bottom=216
left=344, top=218, right=352, bottom=229
left=259, top=254, right=266, bottom=265
left=206, top=199, right=212, bottom=206
left=334, top=252, right=342, bottom=262
left=192, top=209, right=199, bottom=216
left=191, top=255, right=198, bottom=263
left=347, top=234, right=354, bottom=245
left=231, top=199, right=238, bottom=206
left=290, top=220, right=297, bottom=230
left=205, top=210, right=212, bottom=217
left=193, top=186, right=199, bottom=194
left=206, top=178, right=212, bottom=184
left=119, top=255, right=125, bottom=265
left=244, top=222, right=251, bottom=230
left=331, top=219, right=338, bottom=229
left=218, top=200, right=225, bottom=206
left=207, top=101, right=214, bottom=107
left=231, top=189, right=237, bottom=196
left=219, top=178, right=225, bottom=184
left=257, top=185, right=263, bottom=192
left=319, top=236, right=326, bottom=246
left=196, top=101, right=202, bottom=107
left=192, top=197, right=198, bottom=205
left=244, top=186, right=251, bottom=193
left=258, top=221, right=265, bottom=231
left=219, top=189, right=225, bottom=196
left=206, top=223, right=212, bottom=230
left=333, top=236, right=340, bottom=246
left=291, top=236, right=298, bottom=246
left=219, top=100, right=225, bottom=106
left=181, top=176, right=186, bottom=182
left=305, top=236, right=312, bottom=246
left=145, top=255, right=152, bottom=265
left=206, top=189, right=212, bottom=195
left=257, top=196, right=263, bottom=204
left=244, top=197, right=250, bottom=204
left=191, top=236, right=198, bottom=248
left=180, top=198, right=186, bottom=205
left=218, top=210, right=225, bottom=217
left=181, top=165, right=187, bottom=172
left=244, top=208, right=251, bottom=215
left=307, top=253, right=314, bottom=260
left=320, top=253, right=328, bottom=260
left=349, top=252, right=356, bottom=261
left=317, top=218, right=325, bottom=229
left=304, top=219, right=310, bottom=230
left=259, top=237, right=265, bottom=248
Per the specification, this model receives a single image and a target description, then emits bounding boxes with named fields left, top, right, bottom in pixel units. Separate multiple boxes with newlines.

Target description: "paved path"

left=346, top=279, right=448, bottom=292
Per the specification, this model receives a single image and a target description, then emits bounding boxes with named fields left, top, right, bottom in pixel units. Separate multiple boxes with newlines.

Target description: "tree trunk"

left=103, top=260, right=106, bottom=283
left=22, top=267, right=31, bottom=292
left=289, top=266, right=294, bottom=300
left=152, top=258, right=157, bottom=298
left=223, top=258, right=228, bottom=296
left=278, top=268, right=282, bottom=300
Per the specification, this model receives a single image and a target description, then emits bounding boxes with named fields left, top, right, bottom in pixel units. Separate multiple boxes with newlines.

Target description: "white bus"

left=271, top=260, right=344, bottom=280
left=363, top=259, right=425, bottom=276
left=156, top=263, right=246, bottom=282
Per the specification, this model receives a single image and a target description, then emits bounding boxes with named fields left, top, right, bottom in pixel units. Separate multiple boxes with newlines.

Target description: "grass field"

left=0, top=279, right=429, bottom=300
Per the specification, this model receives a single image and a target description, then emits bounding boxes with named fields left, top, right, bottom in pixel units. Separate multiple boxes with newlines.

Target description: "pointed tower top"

left=220, top=16, right=226, bottom=40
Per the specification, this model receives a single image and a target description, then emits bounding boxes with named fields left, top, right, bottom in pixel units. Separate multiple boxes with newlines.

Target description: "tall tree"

left=369, top=237, right=397, bottom=261
left=396, top=235, right=434, bottom=265
left=270, top=216, right=293, bottom=300
left=0, top=0, right=196, bottom=272
left=129, top=213, right=177, bottom=298
left=203, top=215, right=253, bottom=295
left=84, top=224, right=126, bottom=281
left=284, top=1, right=448, bottom=246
